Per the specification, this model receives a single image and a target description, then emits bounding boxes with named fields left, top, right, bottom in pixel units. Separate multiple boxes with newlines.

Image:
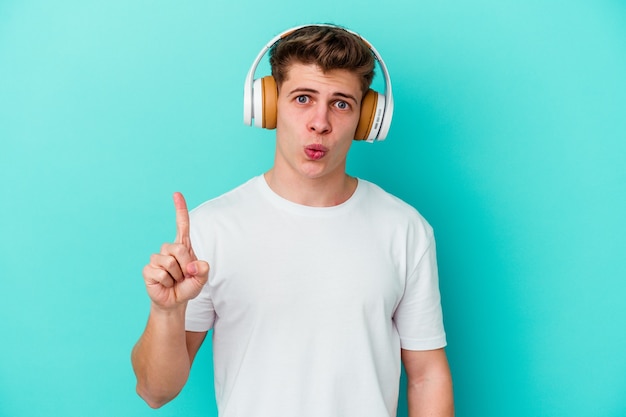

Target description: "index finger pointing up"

left=173, top=192, right=191, bottom=246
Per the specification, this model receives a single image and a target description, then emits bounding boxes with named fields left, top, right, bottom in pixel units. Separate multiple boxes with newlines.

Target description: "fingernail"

left=187, top=263, right=197, bottom=275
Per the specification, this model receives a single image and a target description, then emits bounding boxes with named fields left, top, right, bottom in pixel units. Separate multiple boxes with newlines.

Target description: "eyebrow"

left=287, top=88, right=359, bottom=104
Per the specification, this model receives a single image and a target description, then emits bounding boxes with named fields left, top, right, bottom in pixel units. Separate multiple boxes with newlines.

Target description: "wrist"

left=150, top=301, right=187, bottom=318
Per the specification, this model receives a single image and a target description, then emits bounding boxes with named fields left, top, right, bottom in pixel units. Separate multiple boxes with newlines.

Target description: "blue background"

left=1, top=1, right=625, bottom=416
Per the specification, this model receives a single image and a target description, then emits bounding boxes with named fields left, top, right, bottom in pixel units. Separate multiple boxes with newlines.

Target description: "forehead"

left=280, top=62, right=362, bottom=97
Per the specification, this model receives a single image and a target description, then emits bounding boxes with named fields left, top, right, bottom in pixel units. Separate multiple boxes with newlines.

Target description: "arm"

left=131, top=192, right=210, bottom=408
left=401, top=348, right=454, bottom=417
left=131, top=311, right=207, bottom=408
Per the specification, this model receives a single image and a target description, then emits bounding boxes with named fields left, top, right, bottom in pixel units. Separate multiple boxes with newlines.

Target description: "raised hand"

left=142, top=192, right=209, bottom=310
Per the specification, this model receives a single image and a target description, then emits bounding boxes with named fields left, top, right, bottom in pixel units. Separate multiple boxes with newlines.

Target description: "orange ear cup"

left=261, top=76, right=278, bottom=129
left=354, top=89, right=378, bottom=140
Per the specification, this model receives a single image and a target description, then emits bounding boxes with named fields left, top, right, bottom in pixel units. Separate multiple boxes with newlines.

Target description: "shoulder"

left=189, top=176, right=262, bottom=220
left=189, top=177, right=262, bottom=225
left=357, top=179, right=434, bottom=236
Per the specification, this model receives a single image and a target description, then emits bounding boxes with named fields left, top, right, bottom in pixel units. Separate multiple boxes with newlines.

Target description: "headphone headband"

left=243, top=24, right=394, bottom=142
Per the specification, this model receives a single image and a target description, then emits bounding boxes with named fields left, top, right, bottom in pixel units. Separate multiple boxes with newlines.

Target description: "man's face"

left=274, top=62, right=362, bottom=182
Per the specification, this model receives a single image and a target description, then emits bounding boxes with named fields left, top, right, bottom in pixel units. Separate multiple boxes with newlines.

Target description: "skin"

left=402, top=348, right=455, bottom=417
left=131, top=193, right=209, bottom=408
left=264, top=62, right=362, bottom=207
left=131, top=62, right=454, bottom=416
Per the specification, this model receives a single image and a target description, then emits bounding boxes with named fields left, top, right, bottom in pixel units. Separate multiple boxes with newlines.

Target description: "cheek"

left=336, top=135, right=354, bottom=155
left=276, top=104, right=299, bottom=131
left=341, top=115, right=361, bottom=141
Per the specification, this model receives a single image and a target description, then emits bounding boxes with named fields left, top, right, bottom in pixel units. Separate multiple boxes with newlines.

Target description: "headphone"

left=243, top=24, right=394, bottom=142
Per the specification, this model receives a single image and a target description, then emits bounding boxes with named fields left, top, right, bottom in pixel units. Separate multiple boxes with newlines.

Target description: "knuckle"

left=161, top=277, right=174, bottom=288
left=163, top=255, right=178, bottom=270
left=158, top=268, right=172, bottom=281
left=154, top=269, right=173, bottom=287
left=170, top=243, right=187, bottom=257
left=142, top=264, right=153, bottom=278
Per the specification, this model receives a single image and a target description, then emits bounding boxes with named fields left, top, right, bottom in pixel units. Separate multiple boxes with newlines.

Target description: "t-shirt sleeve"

left=185, top=277, right=215, bottom=332
left=185, top=221, right=216, bottom=332
left=393, top=230, right=447, bottom=351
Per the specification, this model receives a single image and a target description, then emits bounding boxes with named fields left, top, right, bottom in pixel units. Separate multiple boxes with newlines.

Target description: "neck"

left=263, top=170, right=357, bottom=207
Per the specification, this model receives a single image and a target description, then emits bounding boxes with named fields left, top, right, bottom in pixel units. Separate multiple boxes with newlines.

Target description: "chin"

left=299, top=164, right=343, bottom=181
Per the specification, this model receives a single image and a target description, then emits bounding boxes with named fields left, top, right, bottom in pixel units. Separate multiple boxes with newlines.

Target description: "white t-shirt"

left=186, top=175, right=446, bottom=417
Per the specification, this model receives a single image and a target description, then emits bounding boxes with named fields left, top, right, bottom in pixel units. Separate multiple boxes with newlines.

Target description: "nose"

left=307, top=104, right=331, bottom=135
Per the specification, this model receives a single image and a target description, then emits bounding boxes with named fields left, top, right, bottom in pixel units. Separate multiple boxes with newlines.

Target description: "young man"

left=131, top=25, right=454, bottom=417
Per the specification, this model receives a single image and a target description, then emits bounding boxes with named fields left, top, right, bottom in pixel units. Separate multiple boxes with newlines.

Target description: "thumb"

left=186, top=260, right=209, bottom=282
left=176, top=260, right=210, bottom=303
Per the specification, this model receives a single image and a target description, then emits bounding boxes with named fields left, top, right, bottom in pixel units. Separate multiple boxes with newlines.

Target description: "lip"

left=304, top=144, right=328, bottom=160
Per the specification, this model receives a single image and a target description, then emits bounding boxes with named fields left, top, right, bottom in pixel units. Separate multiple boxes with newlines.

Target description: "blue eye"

left=296, top=96, right=309, bottom=104
left=335, top=101, right=349, bottom=110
